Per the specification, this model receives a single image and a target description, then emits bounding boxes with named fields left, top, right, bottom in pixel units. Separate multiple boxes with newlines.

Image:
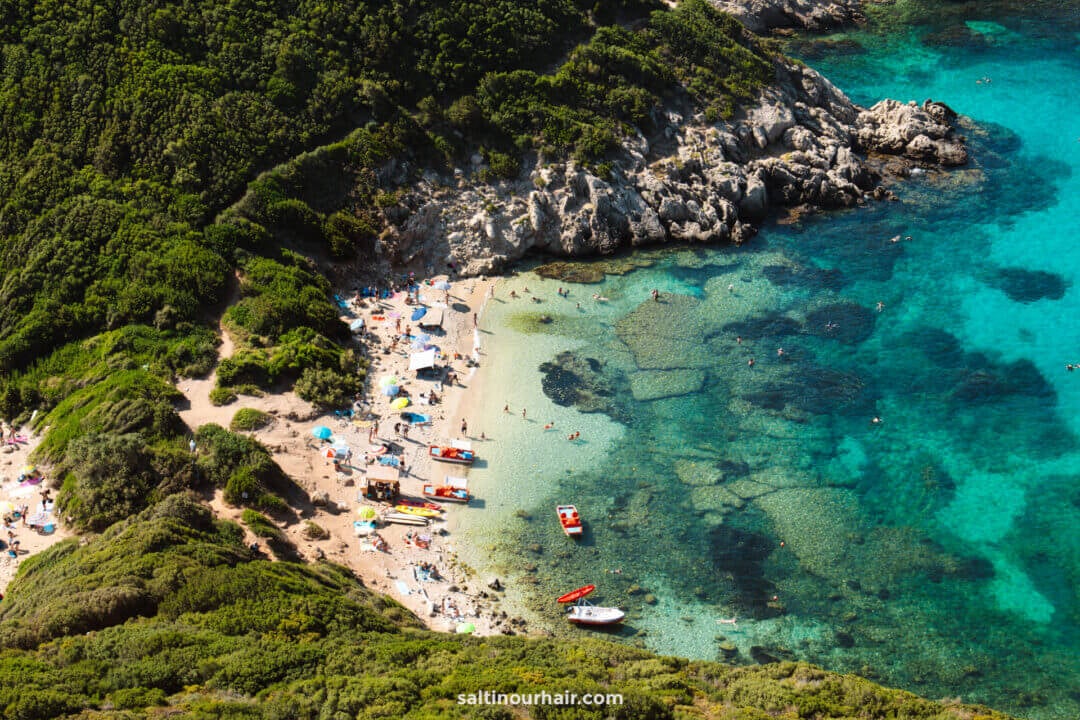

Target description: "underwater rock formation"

left=988, top=267, right=1067, bottom=302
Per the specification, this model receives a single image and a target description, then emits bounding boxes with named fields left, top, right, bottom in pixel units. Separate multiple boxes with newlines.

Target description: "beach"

left=0, top=430, right=71, bottom=594
left=172, top=273, right=538, bottom=637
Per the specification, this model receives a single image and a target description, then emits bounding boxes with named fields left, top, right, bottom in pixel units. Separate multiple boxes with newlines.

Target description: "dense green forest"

left=0, top=0, right=1009, bottom=717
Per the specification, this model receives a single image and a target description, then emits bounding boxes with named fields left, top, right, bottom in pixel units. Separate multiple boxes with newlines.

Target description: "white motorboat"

left=567, top=601, right=624, bottom=626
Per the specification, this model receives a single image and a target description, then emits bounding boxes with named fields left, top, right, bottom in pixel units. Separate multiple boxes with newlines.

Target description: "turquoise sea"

left=454, top=4, right=1080, bottom=718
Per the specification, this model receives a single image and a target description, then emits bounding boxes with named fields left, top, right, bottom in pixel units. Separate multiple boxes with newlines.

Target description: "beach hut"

left=363, top=464, right=401, bottom=501
left=418, top=308, right=443, bottom=329
left=409, top=349, right=437, bottom=374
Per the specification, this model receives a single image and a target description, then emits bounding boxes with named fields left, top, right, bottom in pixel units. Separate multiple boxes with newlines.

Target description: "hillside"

left=0, top=495, right=1016, bottom=719
left=0, top=0, right=993, bottom=717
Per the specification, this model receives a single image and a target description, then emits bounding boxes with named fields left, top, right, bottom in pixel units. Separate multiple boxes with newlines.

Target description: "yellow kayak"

left=393, top=504, right=442, bottom=518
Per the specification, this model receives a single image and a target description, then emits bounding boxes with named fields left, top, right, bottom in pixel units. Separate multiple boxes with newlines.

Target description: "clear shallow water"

left=456, top=6, right=1080, bottom=718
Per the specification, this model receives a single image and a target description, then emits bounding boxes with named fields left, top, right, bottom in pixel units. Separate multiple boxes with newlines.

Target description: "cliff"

left=378, top=60, right=967, bottom=276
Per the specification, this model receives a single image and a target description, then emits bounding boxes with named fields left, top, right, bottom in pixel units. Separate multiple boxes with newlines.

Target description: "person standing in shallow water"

left=651, top=288, right=660, bottom=301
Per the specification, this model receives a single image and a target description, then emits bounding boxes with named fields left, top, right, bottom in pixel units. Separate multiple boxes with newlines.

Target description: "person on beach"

left=503, top=404, right=510, bottom=413
left=736, top=336, right=742, bottom=344
left=461, top=419, right=468, bottom=435
left=394, top=422, right=401, bottom=436
left=401, top=424, right=409, bottom=439
left=544, top=423, right=553, bottom=430
left=876, top=301, right=885, bottom=312
left=651, top=288, right=659, bottom=301
left=748, top=358, right=755, bottom=367
left=521, top=408, right=527, bottom=419
left=509, top=290, right=518, bottom=299
left=472, top=313, right=477, bottom=327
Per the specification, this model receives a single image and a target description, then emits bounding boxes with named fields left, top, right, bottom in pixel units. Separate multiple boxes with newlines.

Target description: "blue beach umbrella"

left=311, top=426, right=332, bottom=440
left=382, top=384, right=399, bottom=396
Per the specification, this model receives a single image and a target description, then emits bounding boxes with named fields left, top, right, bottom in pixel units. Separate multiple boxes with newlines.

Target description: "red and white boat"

left=558, top=585, right=624, bottom=626
left=557, top=504, right=582, bottom=536
left=423, top=475, right=470, bottom=503
left=429, top=439, right=476, bottom=465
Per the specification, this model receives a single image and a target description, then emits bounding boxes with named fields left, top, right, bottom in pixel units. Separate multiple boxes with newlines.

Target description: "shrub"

left=293, top=367, right=362, bottom=410
left=229, top=408, right=273, bottom=432
left=209, top=386, right=238, bottom=406
left=302, top=520, right=330, bottom=540
left=224, top=466, right=260, bottom=506
left=241, top=509, right=282, bottom=540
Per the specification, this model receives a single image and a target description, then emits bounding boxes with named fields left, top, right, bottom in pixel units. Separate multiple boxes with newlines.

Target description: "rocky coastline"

left=712, top=0, right=866, bottom=34
left=377, top=53, right=968, bottom=278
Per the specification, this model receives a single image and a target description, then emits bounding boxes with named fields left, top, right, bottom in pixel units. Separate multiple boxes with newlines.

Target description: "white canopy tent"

left=409, top=349, right=437, bottom=372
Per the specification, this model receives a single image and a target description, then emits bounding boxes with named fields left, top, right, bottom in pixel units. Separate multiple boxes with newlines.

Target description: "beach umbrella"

left=434, top=281, right=452, bottom=291
left=390, top=397, right=409, bottom=410
left=357, top=506, right=377, bottom=520
left=350, top=318, right=365, bottom=332
left=382, top=384, right=399, bottom=396
left=0, top=501, right=14, bottom=514
left=455, top=622, right=476, bottom=635
left=21, top=465, right=36, bottom=475
left=378, top=375, right=399, bottom=387
left=311, top=426, right=333, bottom=440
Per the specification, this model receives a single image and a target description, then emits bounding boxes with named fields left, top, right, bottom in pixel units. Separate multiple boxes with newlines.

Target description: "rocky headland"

left=712, top=0, right=865, bottom=33
left=378, top=59, right=968, bottom=277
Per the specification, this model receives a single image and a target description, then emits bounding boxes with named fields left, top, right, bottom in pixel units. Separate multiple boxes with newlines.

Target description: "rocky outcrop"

left=856, top=99, right=969, bottom=166
left=376, top=61, right=968, bottom=277
left=710, top=0, right=865, bottom=33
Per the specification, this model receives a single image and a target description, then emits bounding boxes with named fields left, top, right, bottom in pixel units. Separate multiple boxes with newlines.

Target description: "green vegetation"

left=229, top=408, right=273, bottom=432
left=0, top=496, right=1015, bottom=719
left=195, top=423, right=295, bottom=513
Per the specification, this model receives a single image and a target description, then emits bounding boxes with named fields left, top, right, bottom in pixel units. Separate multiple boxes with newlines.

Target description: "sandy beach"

left=0, top=430, right=71, bottom=594
left=174, top=273, right=536, bottom=636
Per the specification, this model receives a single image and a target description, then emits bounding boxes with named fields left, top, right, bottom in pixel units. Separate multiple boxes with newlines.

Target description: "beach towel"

left=377, top=455, right=400, bottom=467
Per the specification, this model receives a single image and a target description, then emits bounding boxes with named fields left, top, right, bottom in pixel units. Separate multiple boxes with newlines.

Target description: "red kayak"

left=557, top=584, right=595, bottom=604
left=398, top=498, right=444, bottom=512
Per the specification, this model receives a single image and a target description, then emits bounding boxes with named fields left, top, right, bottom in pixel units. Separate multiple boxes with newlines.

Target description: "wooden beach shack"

left=363, top=464, right=400, bottom=502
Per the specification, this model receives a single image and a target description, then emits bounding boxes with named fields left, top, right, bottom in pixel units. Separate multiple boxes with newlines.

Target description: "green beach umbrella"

left=455, top=622, right=475, bottom=635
